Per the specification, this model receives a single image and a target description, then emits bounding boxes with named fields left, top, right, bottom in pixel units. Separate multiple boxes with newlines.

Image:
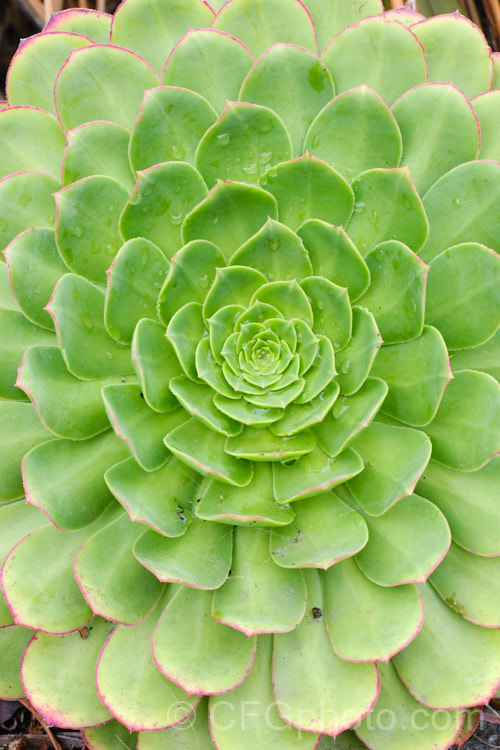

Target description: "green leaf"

left=7, top=32, right=93, bottom=114
left=324, top=557, right=423, bottom=662
left=111, top=0, right=213, bottom=74
left=55, top=44, right=158, bottom=129
left=103, top=384, right=187, bottom=472
left=105, top=238, right=168, bottom=343
left=120, top=162, right=208, bottom=260
left=153, top=585, right=256, bottom=694
left=203, top=266, right=267, bottom=320
left=260, top=154, right=354, bottom=231
left=273, top=445, right=363, bottom=504
left=95, top=594, right=200, bottom=731
left=83, top=722, right=136, bottom=750
left=196, top=336, right=237, bottom=398
left=158, top=240, right=225, bottom=325
left=230, top=218, right=312, bottom=282
left=166, top=302, right=205, bottom=381
left=212, top=0, right=316, bottom=58
left=62, top=121, right=136, bottom=191
left=425, top=243, right=500, bottom=350
left=55, top=176, right=130, bottom=285
left=44, top=8, right=112, bottom=42
left=301, top=276, right=351, bottom=350
left=0, top=262, right=19, bottom=312
left=129, top=86, right=217, bottom=171
left=182, top=180, right=278, bottom=261
left=47, top=274, right=132, bottom=380
left=431, top=542, right=500, bottom=627
left=273, top=569, right=378, bottom=734
left=305, top=85, right=402, bottom=181
left=424, top=369, right=500, bottom=471
left=23, top=431, right=127, bottom=531
left=0, top=309, right=55, bottom=401
left=164, top=418, right=253, bottom=487
left=137, top=697, right=212, bottom=750
left=421, top=161, right=500, bottom=263
left=322, top=16, right=427, bottom=106
left=473, top=90, right=500, bottom=161
left=357, top=241, right=428, bottom=343
left=170, top=376, right=241, bottom=436
left=392, top=83, right=480, bottom=195
left=225, top=426, right=315, bottom=461
left=0, top=625, right=35, bottom=699
left=240, top=44, right=334, bottom=157
left=416, top=457, right=500, bottom=556
left=393, top=582, right=500, bottom=709
left=449, top=328, right=500, bottom=381
left=17, top=346, right=119, bottom=439
left=134, top=516, right=232, bottom=590
left=75, top=512, right=163, bottom=625
left=371, top=327, right=452, bottom=426
left=132, top=319, right=182, bottom=412
left=0, top=402, right=52, bottom=502
left=0, top=106, right=66, bottom=180
left=213, top=396, right=283, bottom=426
left=335, top=307, right=382, bottom=395
left=412, top=14, right=493, bottom=99
left=356, top=661, right=463, bottom=750
left=4, top=228, right=67, bottom=330
left=315, top=377, right=388, bottom=457
left=294, top=335, right=336, bottom=403
left=105, top=455, right=198, bottom=537
left=161, top=29, right=253, bottom=113
left=212, top=526, right=306, bottom=635
left=252, top=279, right=313, bottom=325
left=196, top=101, right=291, bottom=188
left=347, top=169, right=428, bottom=257
left=22, top=618, right=114, bottom=728
left=349, top=490, right=451, bottom=586
left=271, top=382, right=340, bottom=437
left=348, top=421, right=431, bottom=516
left=270, top=491, right=367, bottom=569
left=0, top=171, right=59, bottom=251
left=197, top=461, right=295, bottom=526
left=297, top=220, right=370, bottom=301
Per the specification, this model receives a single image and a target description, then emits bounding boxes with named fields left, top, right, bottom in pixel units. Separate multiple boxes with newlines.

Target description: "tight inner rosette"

left=0, top=1, right=499, bottom=749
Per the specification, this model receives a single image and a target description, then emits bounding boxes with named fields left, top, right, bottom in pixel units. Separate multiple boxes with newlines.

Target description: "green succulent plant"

left=0, top=1, right=500, bottom=748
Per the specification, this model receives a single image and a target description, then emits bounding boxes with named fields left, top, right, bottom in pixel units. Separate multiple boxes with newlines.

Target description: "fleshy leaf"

left=213, top=395, right=283, bottom=426
left=44, top=8, right=112, bottom=43
left=105, top=238, right=168, bottom=343
left=270, top=491, right=367, bottom=569
left=170, top=376, right=241, bottom=436
left=420, top=160, right=500, bottom=263
left=356, top=241, right=428, bottom=343
left=153, top=585, right=256, bottom=694
left=62, top=121, right=136, bottom=190
left=335, top=307, right=381, bottom=395
left=0, top=309, right=55, bottom=401
left=103, top=384, right=187, bottom=472
left=348, top=421, right=431, bottom=516
left=21, top=618, right=114, bottom=728
left=322, top=16, right=427, bottom=106
left=165, top=302, right=206, bottom=382
left=0, top=106, right=66, bottom=180
left=393, top=582, right=500, bottom=709
left=111, top=0, right=213, bottom=74
left=212, top=0, right=316, bottom=58
left=324, top=557, right=424, bottom=662
left=271, top=382, right=340, bottom=437
left=423, top=369, right=500, bottom=471
left=239, top=44, right=334, bottom=157
left=416, top=457, right=500, bottom=557
left=161, top=29, right=253, bottom=113
left=273, top=569, right=378, bottom=735
left=203, top=266, right=267, bottom=321
left=392, top=83, right=480, bottom=194
left=297, top=220, right=370, bottom=301
left=164, top=418, right=253, bottom=487
left=196, top=101, right=292, bottom=188
left=84, top=721, right=136, bottom=750
left=137, top=697, right=212, bottom=750
left=197, top=462, right=295, bottom=526
left=134, top=517, right=232, bottom=590
left=425, top=243, right=500, bottom=350
left=129, top=86, right=217, bottom=172
left=473, top=90, right=500, bottom=161
left=346, top=169, right=428, bottom=257
left=273, top=445, right=363, bottom=504
left=260, top=154, right=354, bottom=231
left=307, top=0, right=384, bottom=53
left=23, top=431, right=127, bottom=531
left=54, top=44, right=158, bottom=129
left=449, top=328, right=500, bottom=381
left=301, top=276, right=351, bottom=350
left=132, top=319, right=182, bottom=412
left=371, top=326, right=452, bottom=426
left=412, top=14, right=493, bottom=99
left=212, top=526, right=306, bottom=635
left=225, top=426, right=315, bottom=461
left=47, top=274, right=132, bottom=379
left=305, top=85, right=402, bottom=181
left=0, top=625, right=34, bottom=699
left=120, top=162, right=208, bottom=260
left=182, top=180, right=278, bottom=261
left=0, top=171, right=59, bottom=251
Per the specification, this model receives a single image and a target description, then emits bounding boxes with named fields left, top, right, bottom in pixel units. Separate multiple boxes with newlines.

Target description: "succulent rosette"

left=0, top=1, right=500, bottom=748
